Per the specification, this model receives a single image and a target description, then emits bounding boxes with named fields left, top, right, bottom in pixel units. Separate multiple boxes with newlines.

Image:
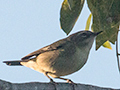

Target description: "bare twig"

left=116, top=30, right=120, bottom=73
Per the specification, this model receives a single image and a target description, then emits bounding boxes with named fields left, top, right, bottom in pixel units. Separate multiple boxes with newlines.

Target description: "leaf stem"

left=116, top=30, right=120, bottom=73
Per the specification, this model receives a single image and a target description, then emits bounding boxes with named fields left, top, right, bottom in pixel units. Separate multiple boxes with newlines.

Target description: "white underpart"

left=21, top=61, right=37, bottom=70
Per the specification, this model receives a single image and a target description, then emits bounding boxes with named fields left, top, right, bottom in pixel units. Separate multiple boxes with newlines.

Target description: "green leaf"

left=85, top=13, right=92, bottom=30
left=87, top=0, right=120, bottom=50
left=60, top=0, right=85, bottom=35
left=67, top=0, right=74, bottom=10
left=103, top=41, right=112, bottom=50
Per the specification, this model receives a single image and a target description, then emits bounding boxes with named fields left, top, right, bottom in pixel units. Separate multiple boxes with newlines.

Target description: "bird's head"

left=68, top=30, right=102, bottom=49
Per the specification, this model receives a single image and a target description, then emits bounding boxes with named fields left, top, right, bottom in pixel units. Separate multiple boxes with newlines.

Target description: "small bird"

left=3, top=30, right=102, bottom=83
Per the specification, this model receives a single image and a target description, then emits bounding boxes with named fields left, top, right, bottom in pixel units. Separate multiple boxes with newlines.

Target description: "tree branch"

left=0, top=79, right=119, bottom=90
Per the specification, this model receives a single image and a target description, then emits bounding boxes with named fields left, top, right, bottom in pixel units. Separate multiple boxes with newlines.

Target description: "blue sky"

left=0, top=0, right=120, bottom=89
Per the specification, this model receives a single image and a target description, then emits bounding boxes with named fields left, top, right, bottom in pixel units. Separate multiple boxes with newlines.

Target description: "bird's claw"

left=67, top=79, right=74, bottom=84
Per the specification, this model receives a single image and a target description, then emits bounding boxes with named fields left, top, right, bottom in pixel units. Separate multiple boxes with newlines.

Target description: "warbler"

left=3, top=30, right=102, bottom=83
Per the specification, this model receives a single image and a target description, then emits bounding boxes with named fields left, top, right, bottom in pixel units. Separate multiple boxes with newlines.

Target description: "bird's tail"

left=3, top=58, right=35, bottom=66
left=3, top=60, right=24, bottom=66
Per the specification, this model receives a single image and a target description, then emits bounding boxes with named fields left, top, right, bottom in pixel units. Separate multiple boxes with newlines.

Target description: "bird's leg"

left=56, top=77, right=74, bottom=83
left=56, top=77, right=75, bottom=90
left=44, top=72, right=57, bottom=90
left=44, top=72, right=55, bottom=83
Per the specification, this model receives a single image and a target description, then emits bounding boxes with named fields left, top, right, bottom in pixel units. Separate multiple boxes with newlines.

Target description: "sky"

left=0, top=0, right=120, bottom=89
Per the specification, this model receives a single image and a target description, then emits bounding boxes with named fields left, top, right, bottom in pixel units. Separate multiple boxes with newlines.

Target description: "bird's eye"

left=81, top=33, right=87, bottom=37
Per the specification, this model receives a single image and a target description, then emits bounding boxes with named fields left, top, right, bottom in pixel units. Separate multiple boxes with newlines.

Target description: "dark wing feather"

left=22, top=38, right=69, bottom=60
left=3, top=58, right=35, bottom=66
left=3, top=60, right=22, bottom=66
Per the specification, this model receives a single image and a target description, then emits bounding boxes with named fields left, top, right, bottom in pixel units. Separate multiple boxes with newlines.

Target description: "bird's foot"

left=67, top=79, right=74, bottom=84
left=49, top=79, right=56, bottom=83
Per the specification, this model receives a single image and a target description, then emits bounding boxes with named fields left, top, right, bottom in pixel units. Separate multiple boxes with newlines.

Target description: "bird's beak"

left=94, top=31, right=103, bottom=36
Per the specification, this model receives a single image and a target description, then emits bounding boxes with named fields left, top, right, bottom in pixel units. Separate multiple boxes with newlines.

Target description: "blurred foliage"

left=87, top=0, right=120, bottom=50
left=60, top=0, right=120, bottom=50
left=85, top=13, right=112, bottom=50
left=60, top=0, right=85, bottom=35
left=103, top=41, right=112, bottom=50
left=85, top=13, right=92, bottom=30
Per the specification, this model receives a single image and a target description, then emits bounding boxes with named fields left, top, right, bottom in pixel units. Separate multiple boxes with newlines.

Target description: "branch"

left=116, top=30, right=120, bottom=73
left=0, top=79, right=118, bottom=90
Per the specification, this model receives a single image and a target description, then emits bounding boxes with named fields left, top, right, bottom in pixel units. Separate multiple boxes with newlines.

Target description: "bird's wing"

left=22, top=38, right=69, bottom=60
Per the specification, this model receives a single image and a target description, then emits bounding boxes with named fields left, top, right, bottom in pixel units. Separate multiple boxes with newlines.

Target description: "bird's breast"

left=48, top=47, right=89, bottom=77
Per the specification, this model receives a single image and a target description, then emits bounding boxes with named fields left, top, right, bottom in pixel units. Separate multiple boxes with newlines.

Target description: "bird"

left=3, top=30, right=102, bottom=83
